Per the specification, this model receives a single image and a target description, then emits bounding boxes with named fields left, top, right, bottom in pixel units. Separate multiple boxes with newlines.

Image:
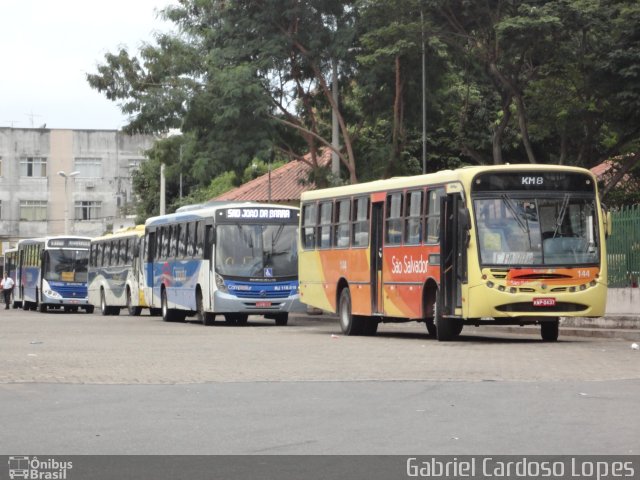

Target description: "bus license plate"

left=533, top=298, right=556, bottom=307
left=256, top=301, right=271, bottom=308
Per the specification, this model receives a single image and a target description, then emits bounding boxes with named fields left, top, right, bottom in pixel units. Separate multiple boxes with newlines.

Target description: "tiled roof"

left=214, top=149, right=332, bottom=203
left=590, top=160, right=614, bottom=179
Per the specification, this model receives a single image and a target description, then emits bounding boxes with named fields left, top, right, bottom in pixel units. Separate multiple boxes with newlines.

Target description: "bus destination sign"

left=47, top=239, right=91, bottom=249
left=221, top=208, right=295, bottom=221
left=472, top=171, right=594, bottom=193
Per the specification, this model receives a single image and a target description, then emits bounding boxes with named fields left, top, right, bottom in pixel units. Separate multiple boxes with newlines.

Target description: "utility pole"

left=58, top=170, right=80, bottom=235
left=160, top=164, right=166, bottom=215
left=421, top=10, right=427, bottom=175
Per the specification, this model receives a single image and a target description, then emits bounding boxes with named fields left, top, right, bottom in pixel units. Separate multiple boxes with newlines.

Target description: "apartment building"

left=0, top=127, right=155, bottom=247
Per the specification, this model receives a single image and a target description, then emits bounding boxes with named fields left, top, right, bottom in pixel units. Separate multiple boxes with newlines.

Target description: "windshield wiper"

left=553, top=194, right=571, bottom=238
left=501, top=195, right=532, bottom=248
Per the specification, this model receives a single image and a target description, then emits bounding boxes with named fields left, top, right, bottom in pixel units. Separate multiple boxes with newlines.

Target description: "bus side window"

left=178, top=223, right=187, bottom=258
left=318, top=202, right=332, bottom=249
left=333, top=199, right=350, bottom=248
left=385, top=192, right=403, bottom=246
left=196, top=221, right=205, bottom=258
left=187, top=222, right=195, bottom=257
left=352, top=196, right=370, bottom=247
left=426, top=188, right=445, bottom=244
left=302, top=203, right=317, bottom=249
left=405, top=190, right=423, bottom=245
left=204, top=225, right=212, bottom=261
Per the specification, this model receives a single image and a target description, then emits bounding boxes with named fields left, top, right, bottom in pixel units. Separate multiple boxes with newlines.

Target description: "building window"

left=128, top=158, right=142, bottom=171
left=20, top=157, right=47, bottom=177
left=75, top=201, right=102, bottom=220
left=20, top=200, right=47, bottom=221
left=74, top=158, right=102, bottom=178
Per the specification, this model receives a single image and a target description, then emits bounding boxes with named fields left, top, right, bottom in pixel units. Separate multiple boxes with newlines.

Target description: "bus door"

left=439, top=192, right=469, bottom=317
left=371, top=201, right=384, bottom=315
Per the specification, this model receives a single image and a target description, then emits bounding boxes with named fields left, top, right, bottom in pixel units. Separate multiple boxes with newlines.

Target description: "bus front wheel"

left=540, top=318, right=559, bottom=342
left=127, top=288, right=142, bottom=316
left=274, top=313, right=288, bottom=326
left=434, top=294, right=463, bottom=341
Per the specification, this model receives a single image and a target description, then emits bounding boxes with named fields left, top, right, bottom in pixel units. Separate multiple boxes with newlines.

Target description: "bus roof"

left=300, top=164, right=597, bottom=201
left=91, top=225, right=145, bottom=243
left=145, top=201, right=299, bottom=227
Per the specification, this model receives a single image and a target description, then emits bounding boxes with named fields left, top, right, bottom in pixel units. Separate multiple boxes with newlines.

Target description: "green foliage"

left=90, top=0, right=640, bottom=210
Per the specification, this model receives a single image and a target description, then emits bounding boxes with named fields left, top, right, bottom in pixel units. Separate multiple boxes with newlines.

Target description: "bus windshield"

left=45, top=249, right=89, bottom=282
left=215, top=224, right=298, bottom=278
left=474, top=194, right=599, bottom=266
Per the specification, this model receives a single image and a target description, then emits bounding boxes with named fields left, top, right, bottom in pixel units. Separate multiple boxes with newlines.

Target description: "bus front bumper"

left=466, top=281, right=607, bottom=319
left=213, top=291, right=306, bottom=314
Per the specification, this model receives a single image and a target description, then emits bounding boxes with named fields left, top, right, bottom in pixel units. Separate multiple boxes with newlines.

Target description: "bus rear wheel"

left=127, top=288, right=142, bottom=316
left=338, top=288, right=364, bottom=336
left=541, top=318, right=559, bottom=342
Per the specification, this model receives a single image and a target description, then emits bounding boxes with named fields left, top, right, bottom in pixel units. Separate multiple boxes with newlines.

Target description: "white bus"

left=88, top=225, right=158, bottom=316
left=16, top=236, right=93, bottom=313
left=144, top=202, right=304, bottom=325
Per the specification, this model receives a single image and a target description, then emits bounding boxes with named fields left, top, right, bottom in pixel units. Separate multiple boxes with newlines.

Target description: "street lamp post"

left=58, top=170, right=80, bottom=235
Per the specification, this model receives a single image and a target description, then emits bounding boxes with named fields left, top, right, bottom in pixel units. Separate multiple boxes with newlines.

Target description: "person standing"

left=1, top=272, right=14, bottom=309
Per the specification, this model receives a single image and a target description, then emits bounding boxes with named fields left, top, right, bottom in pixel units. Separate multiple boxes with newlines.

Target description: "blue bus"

left=144, top=202, right=304, bottom=325
left=88, top=225, right=158, bottom=316
left=17, top=236, right=93, bottom=313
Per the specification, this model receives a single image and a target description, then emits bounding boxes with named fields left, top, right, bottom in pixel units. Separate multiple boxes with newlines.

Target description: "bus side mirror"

left=602, top=206, right=612, bottom=238
left=461, top=206, right=472, bottom=247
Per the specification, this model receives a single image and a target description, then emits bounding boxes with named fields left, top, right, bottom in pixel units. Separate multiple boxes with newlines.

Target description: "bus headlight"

left=215, top=274, right=227, bottom=293
left=44, top=289, right=62, bottom=299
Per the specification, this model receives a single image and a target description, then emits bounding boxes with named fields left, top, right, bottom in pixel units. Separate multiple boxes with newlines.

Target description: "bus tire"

left=100, top=290, right=110, bottom=316
left=22, top=300, right=29, bottom=311
left=224, top=313, right=248, bottom=325
left=541, top=318, right=559, bottom=342
left=194, top=289, right=204, bottom=323
left=38, top=302, right=47, bottom=313
left=361, top=317, right=378, bottom=336
left=161, top=289, right=174, bottom=322
left=338, top=288, right=363, bottom=336
left=127, top=288, right=142, bottom=316
left=203, top=313, right=216, bottom=326
left=435, top=294, right=462, bottom=341
left=425, top=320, right=437, bottom=337
left=85, top=305, right=95, bottom=314
left=274, top=313, right=288, bottom=326
left=127, top=287, right=142, bottom=317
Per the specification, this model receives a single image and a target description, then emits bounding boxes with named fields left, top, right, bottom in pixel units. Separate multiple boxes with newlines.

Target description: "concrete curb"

left=293, top=313, right=640, bottom=341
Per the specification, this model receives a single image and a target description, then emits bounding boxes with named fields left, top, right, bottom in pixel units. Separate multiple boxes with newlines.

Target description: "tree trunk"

left=492, top=95, right=513, bottom=165
left=387, top=55, right=404, bottom=178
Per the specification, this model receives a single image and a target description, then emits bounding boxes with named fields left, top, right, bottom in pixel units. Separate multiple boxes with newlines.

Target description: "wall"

left=606, top=288, right=640, bottom=316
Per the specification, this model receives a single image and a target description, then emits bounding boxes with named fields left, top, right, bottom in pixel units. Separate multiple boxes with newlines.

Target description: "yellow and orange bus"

left=299, top=164, right=610, bottom=341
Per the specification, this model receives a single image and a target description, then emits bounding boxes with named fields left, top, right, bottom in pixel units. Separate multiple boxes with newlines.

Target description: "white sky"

left=1, top=0, right=175, bottom=130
